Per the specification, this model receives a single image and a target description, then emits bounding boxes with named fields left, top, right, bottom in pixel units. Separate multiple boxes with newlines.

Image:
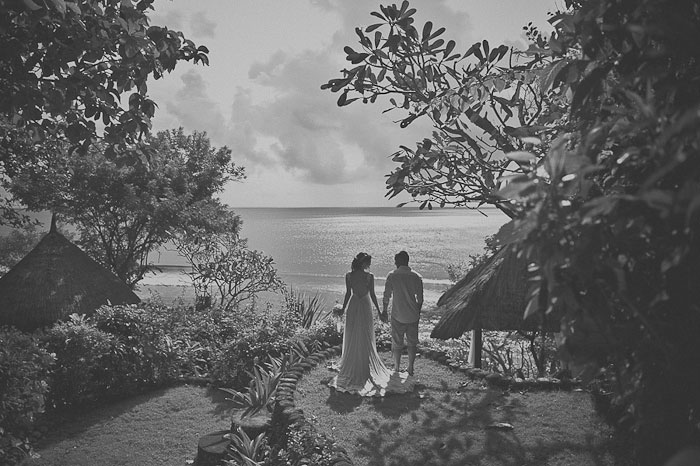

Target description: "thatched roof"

left=430, top=245, right=559, bottom=340
left=0, top=221, right=139, bottom=331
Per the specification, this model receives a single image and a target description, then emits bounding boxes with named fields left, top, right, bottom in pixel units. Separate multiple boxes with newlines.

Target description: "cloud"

left=248, top=51, right=287, bottom=80
left=151, top=1, right=483, bottom=199
left=216, top=0, right=472, bottom=186
left=316, top=0, right=473, bottom=46
left=190, top=11, right=216, bottom=38
left=163, top=69, right=228, bottom=141
left=225, top=46, right=434, bottom=186
left=152, top=10, right=184, bottom=29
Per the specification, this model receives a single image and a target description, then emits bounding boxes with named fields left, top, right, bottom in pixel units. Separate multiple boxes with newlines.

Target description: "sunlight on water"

left=143, top=207, right=508, bottom=307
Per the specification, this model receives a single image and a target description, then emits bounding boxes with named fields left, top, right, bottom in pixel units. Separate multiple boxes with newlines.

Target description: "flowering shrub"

left=0, top=327, right=54, bottom=465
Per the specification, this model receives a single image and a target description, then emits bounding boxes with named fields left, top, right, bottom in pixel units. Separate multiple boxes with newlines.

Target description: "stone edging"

left=271, top=343, right=354, bottom=466
left=419, top=347, right=581, bottom=391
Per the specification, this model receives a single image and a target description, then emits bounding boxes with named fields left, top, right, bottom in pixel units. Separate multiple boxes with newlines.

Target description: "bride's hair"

left=351, top=252, right=372, bottom=271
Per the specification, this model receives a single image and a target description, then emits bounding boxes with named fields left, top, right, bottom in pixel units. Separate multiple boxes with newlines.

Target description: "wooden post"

left=468, top=328, right=482, bottom=368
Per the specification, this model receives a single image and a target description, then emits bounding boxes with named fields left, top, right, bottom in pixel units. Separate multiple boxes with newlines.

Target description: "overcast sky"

left=147, top=0, right=558, bottom=207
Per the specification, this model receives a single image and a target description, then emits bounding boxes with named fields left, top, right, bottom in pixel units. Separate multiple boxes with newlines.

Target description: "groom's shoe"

left=407, top=368, right=414, bottom=377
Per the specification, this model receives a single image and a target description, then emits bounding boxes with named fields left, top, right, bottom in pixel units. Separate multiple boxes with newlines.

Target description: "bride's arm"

left=342, top=273, right=351, bottom=310
left=368, top=273, right=382, bottom=315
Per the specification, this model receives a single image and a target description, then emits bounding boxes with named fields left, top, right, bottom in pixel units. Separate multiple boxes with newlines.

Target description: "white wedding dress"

left=329, top=271, right=415, bottom=396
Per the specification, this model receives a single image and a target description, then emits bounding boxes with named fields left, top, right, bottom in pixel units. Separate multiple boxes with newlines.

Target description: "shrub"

left=40, top=315, right=113, bottom=408
left=269, top=422, right=337, bottom=466
left=210, top=306, right=300, bottom=387
left=91, top=305, right=188, bottom=392
left=0, top=327, right=54, bottom=465
left=295, top=319, right=342, bottom=349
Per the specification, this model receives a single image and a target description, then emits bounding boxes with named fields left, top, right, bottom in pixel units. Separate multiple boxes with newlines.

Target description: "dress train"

left=329, top=292, right=414, bottom=397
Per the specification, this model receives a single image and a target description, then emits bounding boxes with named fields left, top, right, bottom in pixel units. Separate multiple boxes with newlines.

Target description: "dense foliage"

left=0, top=0, right=208, bottom=150
left=0, top=328, right=54, bottom=464
left=324, top=1, right=700, bottom=463
left=0, top=0, right=209, bottom=226
left=0, top=224, right=42, bottom=274
left=0, top=297, right=342, bottom=465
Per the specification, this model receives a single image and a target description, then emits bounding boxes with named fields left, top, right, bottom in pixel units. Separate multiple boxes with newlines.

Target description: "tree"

left=324, top=1, right=700, bottom=464
left=500, top=2, right=700, bottom=463
left=0, top=223, right=42, bottom=275
left=2, top=128, right=245, bottom=286
left=0, top=0, right=209, bottom=225
left=0, top=0, right=208, bottom=151
left=321, top=2, right=568, bottom=215
left=174, top=230, right=284, bottom=312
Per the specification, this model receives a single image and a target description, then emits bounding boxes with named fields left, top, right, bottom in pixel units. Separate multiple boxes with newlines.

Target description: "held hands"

left=378, top=309, right=389, bottom=324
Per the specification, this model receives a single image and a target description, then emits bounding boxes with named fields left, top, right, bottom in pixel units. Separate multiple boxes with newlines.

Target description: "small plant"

left=284, top=288, right=329, bottom=329
left=221, top=358, right=283, bottom=418
left=224, top=426, right=269, bottom=466
left=277, top=340, right=311, bottom=368
left=272, top=422, right=338, bottom=466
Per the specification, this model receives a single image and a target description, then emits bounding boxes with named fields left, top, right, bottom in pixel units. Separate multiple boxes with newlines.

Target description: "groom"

left=382, top=250, right=424, bottom=376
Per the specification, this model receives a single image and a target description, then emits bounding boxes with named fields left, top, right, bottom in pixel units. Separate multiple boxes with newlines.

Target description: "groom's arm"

left=416, top=276, right=424, bottom=313
left=382, top=274, right=392, bottom=315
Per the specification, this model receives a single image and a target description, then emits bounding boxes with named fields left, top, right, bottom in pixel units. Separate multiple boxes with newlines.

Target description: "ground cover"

left=26, top=384, right=230, bottom=466
left=295, top=352, right=616, bottom=466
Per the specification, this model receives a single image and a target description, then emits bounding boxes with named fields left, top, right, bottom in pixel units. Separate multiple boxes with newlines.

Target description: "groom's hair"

left=395, top=251, right=409, bottom=266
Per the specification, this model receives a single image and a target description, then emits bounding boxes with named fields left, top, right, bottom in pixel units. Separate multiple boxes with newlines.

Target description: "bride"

left=329, top=252, right=414, bottom=396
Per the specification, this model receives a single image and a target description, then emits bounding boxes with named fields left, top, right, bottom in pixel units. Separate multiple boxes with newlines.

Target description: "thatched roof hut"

left=430, top=245, right=559, bottom=340
left=0, top=219, right=139, bottom=331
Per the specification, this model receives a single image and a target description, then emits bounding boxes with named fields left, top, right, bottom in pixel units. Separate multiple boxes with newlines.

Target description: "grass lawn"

left=21, top=353, right=616, bottom=466
left=26, top=384, right=231, bottom=466
left=295, top=352, right=616, bottom=466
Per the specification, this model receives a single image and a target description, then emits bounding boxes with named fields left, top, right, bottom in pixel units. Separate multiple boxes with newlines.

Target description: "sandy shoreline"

left=135, top=282, right=444, bottom=314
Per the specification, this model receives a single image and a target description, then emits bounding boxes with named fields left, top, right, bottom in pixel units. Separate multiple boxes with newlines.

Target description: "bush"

left=210, top=305, right=302, bottom=387
left=269, top=422, right=338, bottom=466
left=41, top=315, right=114, bottom=408
left=91, top=305, right=189, bottom=394
left=0, top=327, right=54, bottom=465
left=295, top=318, right=342, bottom=350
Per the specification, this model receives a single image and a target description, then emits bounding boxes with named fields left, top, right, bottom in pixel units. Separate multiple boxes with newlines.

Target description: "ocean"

left=140, top=207, right=508, bottom=308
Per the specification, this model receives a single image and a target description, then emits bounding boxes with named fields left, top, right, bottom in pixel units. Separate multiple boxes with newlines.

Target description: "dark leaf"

left=443, top=40, right=456, bottom=59
left=429, top=27, right=446, bottom=40
left=422, top=21, right=433, bottom=42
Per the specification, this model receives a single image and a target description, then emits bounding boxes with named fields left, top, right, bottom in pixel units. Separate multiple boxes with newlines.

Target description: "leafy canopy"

left=0, top=0, right=209, bottom=152
left=324, top=1, right=700, bottom=464
left=321, top=2, right=569, bottom=215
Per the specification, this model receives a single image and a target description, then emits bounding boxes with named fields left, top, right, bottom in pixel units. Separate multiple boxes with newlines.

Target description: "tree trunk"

left=469, top=328, right=482, bottom=368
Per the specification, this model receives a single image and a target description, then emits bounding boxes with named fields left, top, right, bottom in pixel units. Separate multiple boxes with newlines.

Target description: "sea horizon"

left=140, top=206, right=508, bottom=308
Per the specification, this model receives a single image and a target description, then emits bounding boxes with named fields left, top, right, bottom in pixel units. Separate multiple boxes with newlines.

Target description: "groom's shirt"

left=383, top=265, right=424, bottom=323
